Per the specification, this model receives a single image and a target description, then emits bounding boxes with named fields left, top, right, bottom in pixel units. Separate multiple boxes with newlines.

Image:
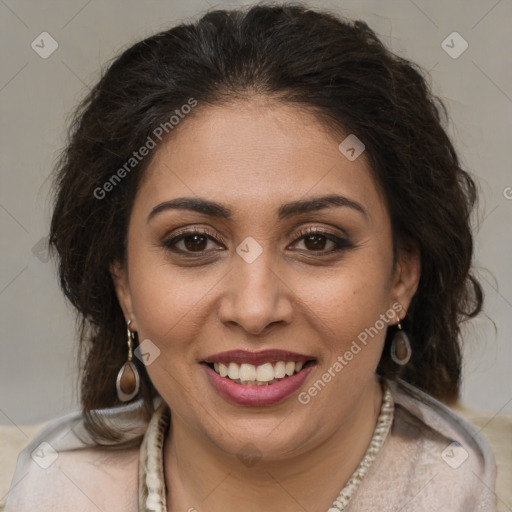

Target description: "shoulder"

left=3, top=399, right=155, bottom=512
left=390, top=378, right=497, bottom=466
left=383, top=378, right=498, bottom=510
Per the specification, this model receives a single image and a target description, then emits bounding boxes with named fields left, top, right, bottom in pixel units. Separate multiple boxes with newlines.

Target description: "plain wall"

left=1, top=0, right=511, bottom=425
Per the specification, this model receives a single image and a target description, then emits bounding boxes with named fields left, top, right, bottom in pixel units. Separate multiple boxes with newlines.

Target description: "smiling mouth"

left=204, top=360, right=316, bottom=386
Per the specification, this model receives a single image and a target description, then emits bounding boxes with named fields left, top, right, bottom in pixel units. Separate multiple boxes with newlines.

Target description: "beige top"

left=4, top=379, right=497, bottom=511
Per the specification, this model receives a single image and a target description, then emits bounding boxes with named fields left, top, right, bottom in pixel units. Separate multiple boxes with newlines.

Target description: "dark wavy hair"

left=48, top=2, right=483, bottom=443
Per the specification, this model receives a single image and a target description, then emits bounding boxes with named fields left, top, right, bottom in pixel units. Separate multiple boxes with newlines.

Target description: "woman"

left=5, top=3, right=497, bottom=511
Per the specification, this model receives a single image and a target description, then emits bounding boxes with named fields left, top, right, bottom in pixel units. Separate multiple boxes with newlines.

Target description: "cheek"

left=295, top=256, right=393, bottom=365
left=126, top=252, right=206, bottom=349
left=301, top=258, right=392, bottom=324
left=126, top=262, right=206, bottom=398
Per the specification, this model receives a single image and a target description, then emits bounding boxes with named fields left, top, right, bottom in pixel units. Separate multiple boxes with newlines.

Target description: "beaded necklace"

left=139, top=382, right=394, bottom=512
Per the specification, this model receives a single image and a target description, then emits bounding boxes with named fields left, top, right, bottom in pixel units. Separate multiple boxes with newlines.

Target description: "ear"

left=390, top=243, right=421, bottom=321
left=110, top=259, right=137, bottom=330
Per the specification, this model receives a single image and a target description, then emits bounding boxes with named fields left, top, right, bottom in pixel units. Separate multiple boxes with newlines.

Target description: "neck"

left=164, top=377, right=383, bottom=512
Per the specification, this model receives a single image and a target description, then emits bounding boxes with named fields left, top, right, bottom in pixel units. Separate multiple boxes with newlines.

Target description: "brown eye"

left=302, top=233, right=329, bottom=251
left=291, top=228, right=353, bottom=254
left=162, top=228, right=224, bottom=254
left=182, top=233, right=209, bottom=252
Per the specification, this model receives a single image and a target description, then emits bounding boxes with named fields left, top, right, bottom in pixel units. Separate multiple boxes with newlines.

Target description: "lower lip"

left=202, top=363, right=315, bottom=406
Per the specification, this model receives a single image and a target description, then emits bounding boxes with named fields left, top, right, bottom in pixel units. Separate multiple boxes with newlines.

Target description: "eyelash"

left=161, top=226, right=353, bottom=256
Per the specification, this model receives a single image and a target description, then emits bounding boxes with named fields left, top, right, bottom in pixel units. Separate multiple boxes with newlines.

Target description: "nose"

left=217, top=248, right=294, bottom=336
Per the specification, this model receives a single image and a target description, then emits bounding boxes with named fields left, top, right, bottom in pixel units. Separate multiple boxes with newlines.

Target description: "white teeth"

left=274, top=361, right=286, bottom=378
left=211, top=360, right=310, bottom=384
left=239, top=363, right=257, bottom=381
left=228, top=362, right=239, bottom=380
left=256, top=362, right=275, bottom=382
left=218, top=362, right=229, bottom=378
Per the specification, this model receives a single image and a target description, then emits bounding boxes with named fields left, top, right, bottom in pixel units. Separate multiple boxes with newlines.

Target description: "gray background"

left=1, top=0, right=511, bottom=425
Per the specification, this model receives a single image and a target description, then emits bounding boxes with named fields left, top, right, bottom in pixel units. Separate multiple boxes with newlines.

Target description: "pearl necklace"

left=139, top=381, right=395, bottom=512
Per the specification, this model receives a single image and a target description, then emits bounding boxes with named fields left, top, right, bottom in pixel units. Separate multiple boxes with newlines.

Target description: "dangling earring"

left=390, top=317, right=412, bottom=366
left=116, top=320, right=140, bottom=401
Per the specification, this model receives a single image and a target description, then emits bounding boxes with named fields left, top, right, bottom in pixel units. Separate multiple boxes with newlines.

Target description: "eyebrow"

left=147, top=194, right=367, bottom=223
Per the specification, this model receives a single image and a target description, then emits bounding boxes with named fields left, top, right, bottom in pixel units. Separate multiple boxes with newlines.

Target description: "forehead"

left=135, top=99, right=387, bottom=223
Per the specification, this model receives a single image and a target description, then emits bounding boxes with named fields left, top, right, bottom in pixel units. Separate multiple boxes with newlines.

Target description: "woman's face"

left=112, top=98, right=420, bottom=458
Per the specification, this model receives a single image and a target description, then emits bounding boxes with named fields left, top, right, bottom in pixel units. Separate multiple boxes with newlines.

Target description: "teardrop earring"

left=116, top=320, right=140, bottom=401
left=390, top=317, right=412, bottom=366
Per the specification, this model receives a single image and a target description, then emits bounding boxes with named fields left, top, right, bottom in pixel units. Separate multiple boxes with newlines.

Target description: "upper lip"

left=202, top=349, right=316, bottom=366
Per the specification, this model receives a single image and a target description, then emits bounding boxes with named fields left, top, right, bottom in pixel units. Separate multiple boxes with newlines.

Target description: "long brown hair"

left=49, top=3, right=483, bottom=443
